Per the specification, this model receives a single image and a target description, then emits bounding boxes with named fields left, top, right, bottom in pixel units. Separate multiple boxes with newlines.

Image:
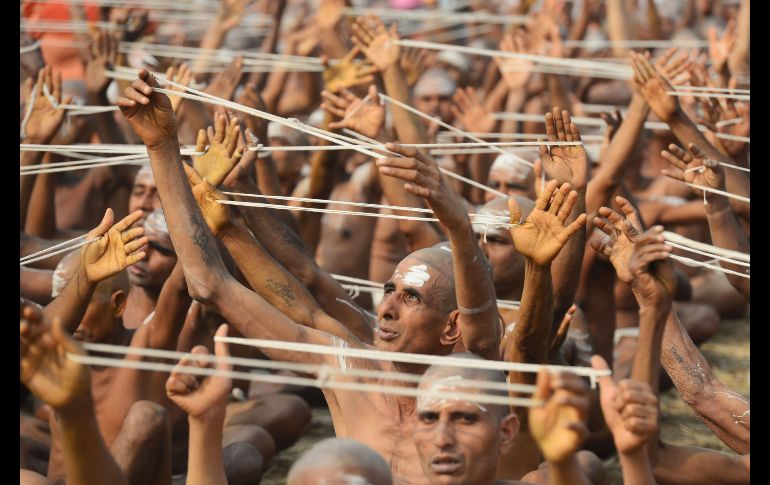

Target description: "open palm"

left=82, top=209, right=149, bottom=284
left=509, top=180, right=587, bottom=266
left=590, top=196, right=643, bottom=284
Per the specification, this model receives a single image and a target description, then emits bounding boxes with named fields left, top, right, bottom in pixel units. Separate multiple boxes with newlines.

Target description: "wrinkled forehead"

left=392, top=254, right=450, bottom=289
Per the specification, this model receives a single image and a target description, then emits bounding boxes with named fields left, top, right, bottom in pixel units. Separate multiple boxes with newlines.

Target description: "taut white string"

left=378, top=93, right=533, bottom=169
left=79, top=342, right=537, bottom=394
left=20, top=154, right=149, bottom=172
left=667, top=91, right=750, bottom=101
left=20, top=237, right=100, bottom=266
left=665, top=241, right=750, bottom=268
left=668, top=254, right=749, bottom=279
left=217, top=335, right=612, bottom=383
left=68, top=353, right=543, bottom=408
left=681, top=182, right=750, bottom=204
left=342, top=7, right=528, bottom=25
left=663, top=231, right=749, bottom=263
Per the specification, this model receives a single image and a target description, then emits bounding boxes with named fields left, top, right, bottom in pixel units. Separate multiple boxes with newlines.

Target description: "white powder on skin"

left=417, top=375, right=488, bottom=413
left=402, top=265, right=431, bottom=287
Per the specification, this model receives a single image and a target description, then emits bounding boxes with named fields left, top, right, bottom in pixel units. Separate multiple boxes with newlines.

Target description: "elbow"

left=184, top=270, right=224, bottom=306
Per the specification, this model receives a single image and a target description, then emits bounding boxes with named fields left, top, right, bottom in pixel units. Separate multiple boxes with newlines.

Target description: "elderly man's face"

left=376, top=255, right=456, bottom=355
left=416, top=93, right=455, bottom=125
left=485, top=165, right=535, bottom=202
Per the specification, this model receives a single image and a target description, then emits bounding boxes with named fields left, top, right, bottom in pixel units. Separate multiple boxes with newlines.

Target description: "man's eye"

left=458, top=414, right=479, bottom=424
left=420, top=412, right=438, bottom=423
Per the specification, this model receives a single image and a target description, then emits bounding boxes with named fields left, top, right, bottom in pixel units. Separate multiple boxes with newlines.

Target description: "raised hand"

left=592, top=356, right=659, bottom=454
left=284, top=24, right=321, bottom=57
left=630, top=52, right=679, bottom=123
left=590, top=196, right=642, bottom=284
left=351, top=16, right=401, bottom=72
left=708, top=20, right=736, bottom=76
left=204, top=57, right=243, bottom=102
left=529, top=369, right=590, bottom=464
left=661, top=143, right=726, bottom=197
left=322, top=46, right=378, bottom=93
left=322, top=85, right=385, bottom=139
left=216, top=0, right=249, bottom=32
left=22, top=65, right=69, bottom=144
left=164, top=63, right=194, bottom=113
left=117, top=69, right=177, bottom=150
left=628, top=226, right=676, bottom=306
left=81, top=208, right=148, bottom=284
left=85, top=29, right=118, bottom=96
left=223, top=129, right=258, bottom=189
left=654, top=48, right=693, bottom=86
left=109, top=7, right=149, bottom=42
left=494, top=32, right=534, bottom=91
left=184, top=164, right=233, bottom=236
left=166, top=324, right=233, bottom=419
left=450, top=87, right=495, bottom=134
left=20, top=305, right=90, bottom=413
left=400, top=47, right=430, bottom=87
left=509, top=180, right=588, bottom=266
left=377, top=143, right=470, bottom=229
left=193, top=112, right=243, bottom=187
left=539, top=108, right=588, bottom=190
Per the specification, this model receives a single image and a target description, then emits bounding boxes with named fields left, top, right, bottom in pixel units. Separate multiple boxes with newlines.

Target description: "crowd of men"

left=20, top=0, right=749, bottom=483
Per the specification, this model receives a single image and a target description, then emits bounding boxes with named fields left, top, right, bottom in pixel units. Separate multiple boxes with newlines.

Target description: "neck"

left=127, top=285, right=160, bottom=311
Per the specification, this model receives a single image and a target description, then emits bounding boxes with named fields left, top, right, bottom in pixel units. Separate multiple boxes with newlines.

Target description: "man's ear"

left=440, top=310, right=462, bottom=346
left=111, top=290, right=127, bottom=318
left=499, top=412, right=520, bottom=454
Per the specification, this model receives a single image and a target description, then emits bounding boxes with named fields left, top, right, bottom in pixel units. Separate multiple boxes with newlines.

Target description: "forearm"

left=186, top=413, right=227, bottom=485
left=547, top=74, right=571, bottom=115
left=193, top=23, right=229, bottom=77
left=505, top=260, right=554, bottom=383
left=606, top=0, right=632, bottom=58
left=449, top=221, right=500, bottom=360
left=630, top=303, right=669, bottom=392
left=586, top=94, right=649, bottom=216
left=250, top=2, right=286, bottom=91
left=20, top=150, right=46, bottom=229
left=705, top=198, right=750, bottom=298
left=298, top=139, right=338, bottom=253
left=661, top=311, right=749, bottom=453
left=728, top=0, right=749, bottom=76
left=24, top=156, right=58, bottom=238
left=550, top=195, right=586, bottom=328
left=500, top=87, right=526, bottom=136
left=58, top=399, right=128, bottom=485
left=147, top=263, right=192, bottom=350
left=655, top=201, right=707, bottom=226
left=318, top=27, right=348, bottom=60
left=645, top=0, right=663, bottom=39
left=43, top=262, right=96, bottom=333
left=618, top=449, right=656, bottom=485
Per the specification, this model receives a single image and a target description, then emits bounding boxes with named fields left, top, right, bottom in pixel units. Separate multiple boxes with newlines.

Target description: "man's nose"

left=432, top=421, right=455, bottom=449
left=377, top=292, right=398, bottom=321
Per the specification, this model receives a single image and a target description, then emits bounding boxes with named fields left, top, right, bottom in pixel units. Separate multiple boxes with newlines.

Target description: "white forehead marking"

left=339, top=474, right=373, bottom=485
left=417, top=375, right=488, bottom=413
left=491, top=154, right=532, bottom=179
left=402, top=264, right=431, bottom=287
left=440, top=245, right=452, bottom=252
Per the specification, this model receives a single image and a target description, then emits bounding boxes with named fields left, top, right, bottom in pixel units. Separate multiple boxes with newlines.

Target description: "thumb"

left=533, top=368, right=552, bottom=401
left=507, top=197, right=522, bottom=225
left=590, top=355, right=614, bottom=391
left=213, top=324, right=232, bottom=372
left=88, top=208, right=114, bottom=239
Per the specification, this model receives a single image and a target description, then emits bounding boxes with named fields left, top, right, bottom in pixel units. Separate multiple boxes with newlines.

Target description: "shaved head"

left=399, top=247, right=456, bottom=314
left=287, top=438, right=392, bottom=485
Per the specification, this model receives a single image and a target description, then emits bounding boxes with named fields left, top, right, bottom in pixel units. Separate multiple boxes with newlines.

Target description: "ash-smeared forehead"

left=134, top=163, right=154, bottom=185
left=490, top=154, right=533, bottom=181
left=395, top=247, right=456, bottom=313
left=417, top=352, right=508, bottom=417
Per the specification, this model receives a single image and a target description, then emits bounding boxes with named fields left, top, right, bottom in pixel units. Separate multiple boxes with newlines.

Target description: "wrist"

left=705, top=194, right=730, bottom=214
left=218, top=220, right=242, bottom=241
left=147, top=137, right=180, bottom=155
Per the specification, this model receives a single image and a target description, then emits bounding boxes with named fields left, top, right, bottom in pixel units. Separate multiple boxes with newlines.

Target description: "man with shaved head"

left=118, top=76, right=588, bottom=482
left=288, top=438, right=393, bottom=485
left=412, top=353, right=592, bottom=485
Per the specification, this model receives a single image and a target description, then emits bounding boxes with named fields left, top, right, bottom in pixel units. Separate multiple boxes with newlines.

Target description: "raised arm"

left=116, top=70, right=344, bottom=365
left=166, top=324, right=231, bottom=485
left=184, top=163, right=363, bottom=343
left=661, top=143, right=749, bottom=298
left=537, top=109, right=590, bottom=329
left=503, top=180, right=588, bottom=375
left=630, top=53, right=749, bottom=219
left=377, top=144, right=501, bottom=360
left=43, top=209, right=148, bottom=333
left=20, top=307, right=128, bottom=485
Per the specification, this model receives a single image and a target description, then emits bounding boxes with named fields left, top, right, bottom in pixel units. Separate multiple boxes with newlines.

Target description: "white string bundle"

left=20, top=154, right=149, bottom=176
left=662, top=231, right=749, bottom=278
left=342, top=7, right=528, bottom=25
left=20, top=235, right=100, bottom=267
left=216, top=335, right=611, bottom=385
